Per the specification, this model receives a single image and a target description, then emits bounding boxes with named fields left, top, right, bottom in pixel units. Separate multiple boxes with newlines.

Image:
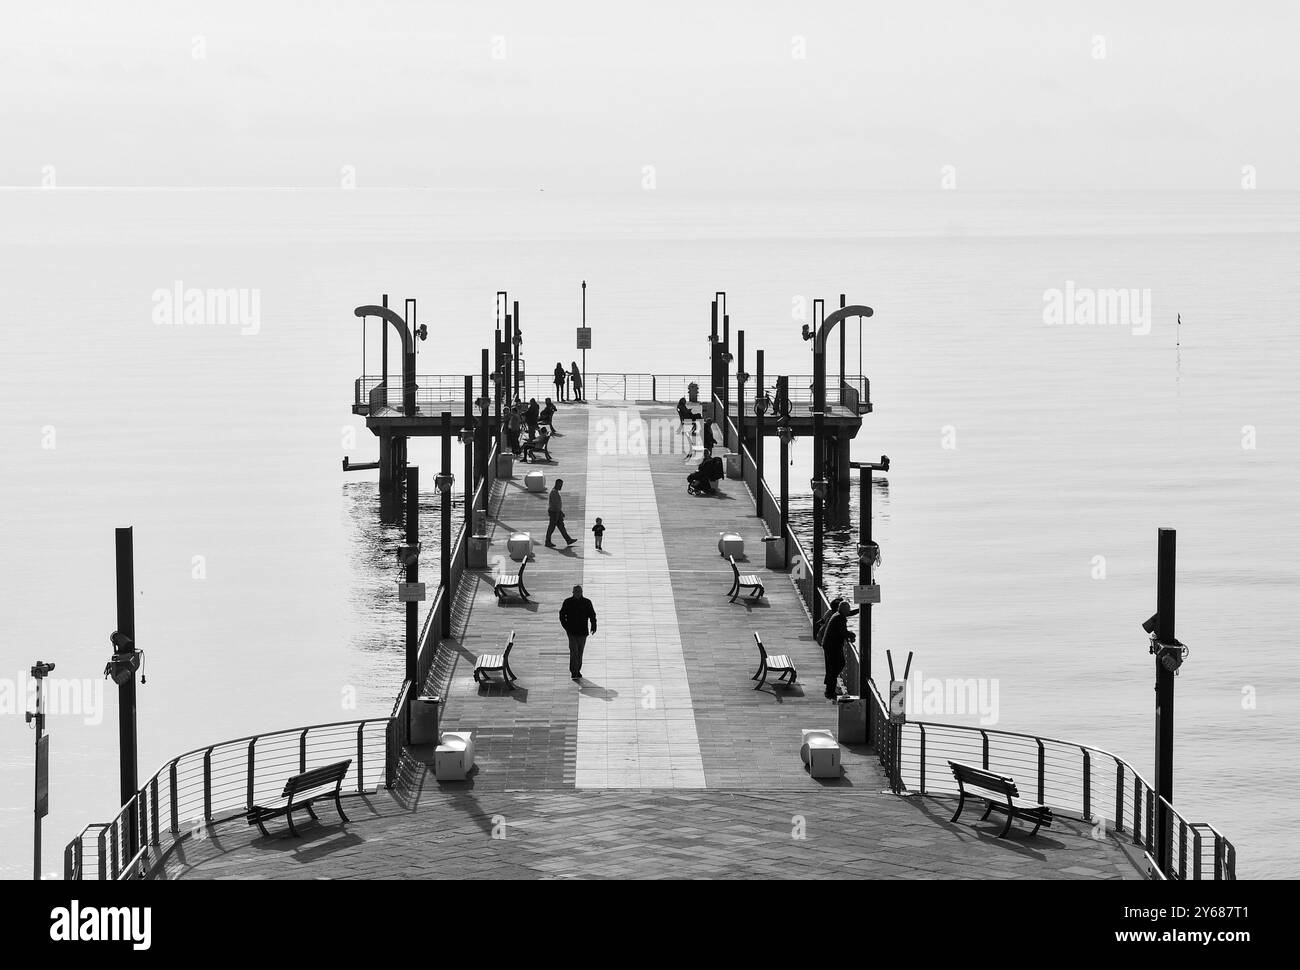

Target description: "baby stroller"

left=687, top=456, right=724, bottom=496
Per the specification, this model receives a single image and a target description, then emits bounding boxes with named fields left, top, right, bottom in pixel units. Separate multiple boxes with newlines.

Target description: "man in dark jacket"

left=820, top=600, right=858, bottom=699
left=545, top=478, right=575, bottom=547
left=526, top=398, right=540, bottom=438
left=559, top=584, right=597, bottom=680
left=702, top=418, right=716, bottom=459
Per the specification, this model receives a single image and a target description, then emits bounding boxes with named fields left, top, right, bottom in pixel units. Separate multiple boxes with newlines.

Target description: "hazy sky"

left=4, top=0, right=1297, bottom=190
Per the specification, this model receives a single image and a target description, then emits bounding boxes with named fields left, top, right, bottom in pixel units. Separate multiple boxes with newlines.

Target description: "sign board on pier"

left=397, top=582, right=427, bottom=603
left=853, top=584, right=881, bottom=604
left=576, top=327, right=592, bottom=349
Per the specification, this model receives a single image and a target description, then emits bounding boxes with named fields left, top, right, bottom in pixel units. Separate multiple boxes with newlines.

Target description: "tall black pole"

left=860, top=468, right=871, bottom=699
left=463, top=376, right=474, bottom=521
left=405, top=466, right=419, bottom=689
left=736, top=329, right=746, bottom=455
left=710, top=300, right=719, bottom=411
left=114, top=526, right=139, bottom=859
left=721, top=313, right=731, bottom=448
left=811, top=300, right=826, bottom=633
left=478, top=348, right=490, bottom=489
left=1154, top=527, right=1177, bottom=872
left=581, top=281, right=587, bottom=398
left=493, top=333, right=503, bottom=450
left=503, top=312, right=514, bottom=406
left=755, top=350, right=765, bottom=521
left=381, top=294, right=389, bottom=388
left=839, top=293, right=847, bottom=395
left=441, top=413, right=453, bottom=638
left=512, top=300, right=521, bottom=401
left=778, top=376, right=790, bottom=568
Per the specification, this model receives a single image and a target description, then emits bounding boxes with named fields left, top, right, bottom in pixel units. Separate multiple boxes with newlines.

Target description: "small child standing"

left=592, top=517, right=606, bottom=551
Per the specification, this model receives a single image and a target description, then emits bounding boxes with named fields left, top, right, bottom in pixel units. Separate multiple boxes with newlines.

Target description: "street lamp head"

left=801, top=323, right=812, bottom=341
left=810, top=478, right=828, bottom=500
left=414, top=324, right=428, bottom=341
left=434, top=471, right=456, bottom=493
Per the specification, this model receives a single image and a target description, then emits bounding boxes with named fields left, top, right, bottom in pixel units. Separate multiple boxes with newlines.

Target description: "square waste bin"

left=410, top=695, right=440, bottom=746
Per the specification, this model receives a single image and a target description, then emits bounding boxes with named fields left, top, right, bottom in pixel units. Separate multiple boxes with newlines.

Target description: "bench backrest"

left=517, top=559, right=528, bottom=578
left=948, top=760, right=1018, bottom=798
left=503, top=631, right=516, bottom=659
left=282, top=759, right=352, bottom=799
left=754, top=632, right=766, bottom=661
left=729, top=555, right=740, bottom=577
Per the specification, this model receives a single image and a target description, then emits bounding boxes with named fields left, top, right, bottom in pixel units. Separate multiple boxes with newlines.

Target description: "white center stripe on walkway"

left=575, top=407, right=707, bottom=789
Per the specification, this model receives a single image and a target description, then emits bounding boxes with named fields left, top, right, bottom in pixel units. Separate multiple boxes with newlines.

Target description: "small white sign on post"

left=853, top=583, right=881, bottom=604
left=576, top=327, right=592, bottom=349
left=397, top=582, right=427, bottom=602
left=888, top=680, right=906, bottom=723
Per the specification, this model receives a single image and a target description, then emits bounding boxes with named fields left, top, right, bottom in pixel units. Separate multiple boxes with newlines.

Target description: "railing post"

left=169, top=762, right=179, bottom=834
left=300, top=728, right=308, bottom=773
left=246, top=738, right=257, bottom=811
left=1036, top=739, right=1045, bottom=802
left=1178, top=817, right=1188, bottom=880
left=202, top=747, right=213, bottom=822
left=981, top=730, right=989, bottom=769
left=1082, top=748, right=1091, bottom=821
left=150, top=781, right=160, bottom=845
left=652, top=375, right=656, bottom=401
left=1132, top=777, right=1142, bottom=846
left=1193, top=827, right=1203, bottom=880
left=918, top=725, right=926, bottom=794
left=97, top=829, right=107, bottom=881
left=357, top=722, right=366, bottom=791
left=1115, top=762, right=1124, bottom=833
left=109, top=825, right=119, bottom=880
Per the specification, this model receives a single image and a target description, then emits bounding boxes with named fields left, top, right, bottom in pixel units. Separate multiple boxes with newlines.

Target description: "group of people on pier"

left=553, top=361, right=584, bottom=402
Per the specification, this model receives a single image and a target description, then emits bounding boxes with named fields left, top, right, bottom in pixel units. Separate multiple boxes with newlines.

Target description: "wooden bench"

left=473, top=630, right=518, bottom=688
left=751, top=633, right=796, bottom=690
left=947, top=760, right=1053, bottom=838
left=493, top=559, right=530, bottom=601
left=520, top=434, right=552, bottom=462
left=727, top=555, right=765, bottom=603
left=248, top=759, right=352, bottom=838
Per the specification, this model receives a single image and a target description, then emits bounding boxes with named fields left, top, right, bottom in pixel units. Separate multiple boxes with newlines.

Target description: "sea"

left=1, top=188, right=1297, bottom=878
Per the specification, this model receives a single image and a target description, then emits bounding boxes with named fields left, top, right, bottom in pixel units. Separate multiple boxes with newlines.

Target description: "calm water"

left=1, top=189, right=1297, bottom=878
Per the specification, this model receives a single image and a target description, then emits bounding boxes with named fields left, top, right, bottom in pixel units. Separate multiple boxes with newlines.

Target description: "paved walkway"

left=157, top=401, right=1142, bottom=880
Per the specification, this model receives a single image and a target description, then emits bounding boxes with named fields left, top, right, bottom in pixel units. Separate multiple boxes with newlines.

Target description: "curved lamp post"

left=355, top=303, right=426, bottom=414
left=801, top=302, right=873, bottom=631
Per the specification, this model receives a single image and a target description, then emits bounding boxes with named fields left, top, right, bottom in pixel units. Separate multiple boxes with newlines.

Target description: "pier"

left=64, top=292, right=1236, bottom=883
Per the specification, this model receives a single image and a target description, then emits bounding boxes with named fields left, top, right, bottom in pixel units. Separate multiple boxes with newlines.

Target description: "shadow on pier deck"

left=159, top=401, right=1141, bottom=880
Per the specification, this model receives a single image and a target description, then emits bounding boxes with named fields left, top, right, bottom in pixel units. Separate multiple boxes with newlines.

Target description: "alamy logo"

left=905, top=670, right=1000, bottom=726
left=151, top=281, right=261, bottom=335
left=49, top=901, right=151, bottom=950
left=1042, top=281, right=1151, bottom=335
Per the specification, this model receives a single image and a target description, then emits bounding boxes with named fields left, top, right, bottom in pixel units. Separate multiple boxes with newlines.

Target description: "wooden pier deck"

left=157, top=401, right=1143, bottom=880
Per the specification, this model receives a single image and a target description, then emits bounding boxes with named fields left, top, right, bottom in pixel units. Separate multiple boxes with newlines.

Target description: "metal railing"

left=858, top=684, right=1236, bottom=880
left=64, top=717, right=391, bottom=881
left=713, top=391, right=1235, bottom=881
left=354, top=373, right=869, bottom=411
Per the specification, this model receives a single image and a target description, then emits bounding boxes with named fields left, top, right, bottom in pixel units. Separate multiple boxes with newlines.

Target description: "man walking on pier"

left=559, top=584, right=597, bottom=680
left=545, top=478, right=576, bottom=547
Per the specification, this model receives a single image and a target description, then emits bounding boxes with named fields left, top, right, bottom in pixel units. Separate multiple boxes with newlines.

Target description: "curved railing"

left=63, top=717, right=391, bottom=881
left=858, top=678, right=1236, bottom=880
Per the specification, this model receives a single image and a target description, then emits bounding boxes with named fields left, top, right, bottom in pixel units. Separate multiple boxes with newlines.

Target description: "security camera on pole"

left=27, top=660, right=55, bottom=880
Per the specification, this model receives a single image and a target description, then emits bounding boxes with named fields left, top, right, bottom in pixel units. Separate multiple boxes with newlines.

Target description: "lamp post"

left=581, top=281, right=587, bottom=400
left=403, top=466, right=420, bottom=690
left=27, top=660, right=55, bottom=879
left=801, top=296, right=874, bottom=633
left=776, top=376, right=792, bottom=569
left=108, top=526, right=141, bottom=862
left=439, top=413, right=454, bottom=638
left=1143, top=527, right=1186, bottom=874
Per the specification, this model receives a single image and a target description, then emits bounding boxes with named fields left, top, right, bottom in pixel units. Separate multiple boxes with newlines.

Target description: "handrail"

left=710, top=385, right=1235, bottom=880
left=64, top=716, right=391, bottom=881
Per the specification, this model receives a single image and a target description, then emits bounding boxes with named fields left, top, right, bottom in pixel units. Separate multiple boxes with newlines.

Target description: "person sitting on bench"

left=522, top=427, right=553, bottom=462
left=677, top=397, right=702, bottom=424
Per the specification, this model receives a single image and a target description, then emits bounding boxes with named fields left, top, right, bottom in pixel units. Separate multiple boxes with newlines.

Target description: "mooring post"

left=1154, top=527, right=1177, bottom=873
left=478, top=349, right=490, bottom=489
left=736, top=329, right=746, bottom=456
left=755, top=349, right=765, bottom=521
left=463, top=376, right=473, bottom=520
left=405, top=466, right=419, bottom=689
left=441, top=413, right=453, bottom=638
left=512, top=300, right=521, bottom=401
left=114, top=527, right=139, bottom=861
left=778, top=375, right=790, bottom=569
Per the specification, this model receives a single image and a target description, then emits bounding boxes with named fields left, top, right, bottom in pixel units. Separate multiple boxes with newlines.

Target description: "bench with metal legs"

left=751, top=633, right=796, bottom=690
left=473, top=631, right=519, bottom=688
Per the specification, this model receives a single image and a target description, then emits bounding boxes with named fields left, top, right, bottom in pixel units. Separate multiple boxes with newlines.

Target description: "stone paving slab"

left=158, top=785, right=1139, bottom=880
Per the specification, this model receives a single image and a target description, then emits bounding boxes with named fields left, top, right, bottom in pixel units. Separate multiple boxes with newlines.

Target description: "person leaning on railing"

left=819, top=599, right=858, bottom=700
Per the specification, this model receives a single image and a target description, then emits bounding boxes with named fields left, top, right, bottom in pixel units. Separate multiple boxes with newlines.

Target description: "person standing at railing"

left=506, top=404, right=523, bottom=456
left=702, top=417, right=716, bottom=459
left=570, top=361, right=584, bottom=403
left=554, top=362, right=567, bottom=402
left=820, top=600, right=857, bottom=700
